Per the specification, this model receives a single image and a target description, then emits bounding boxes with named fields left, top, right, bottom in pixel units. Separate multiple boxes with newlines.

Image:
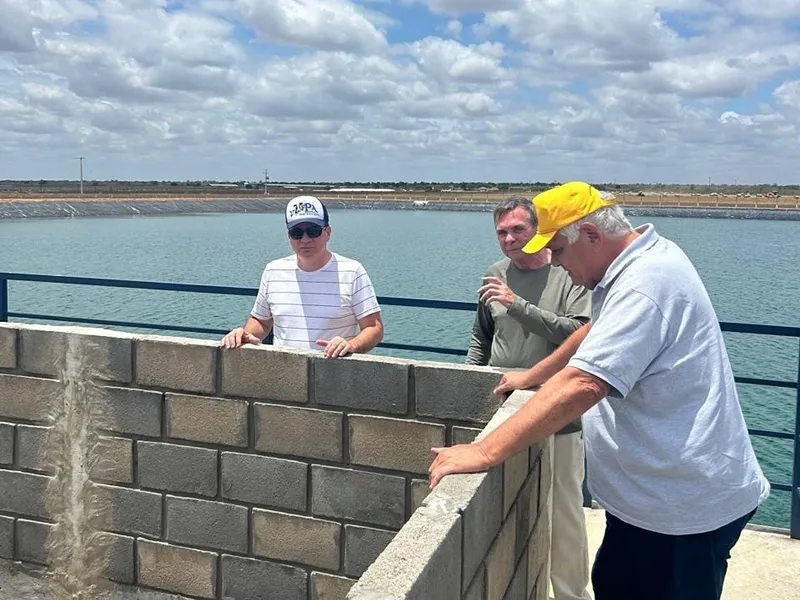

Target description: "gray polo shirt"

left=569, top=224, right=769, bottom=535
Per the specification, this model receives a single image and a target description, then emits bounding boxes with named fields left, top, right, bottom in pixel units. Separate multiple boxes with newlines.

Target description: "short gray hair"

left=493, top=195, right=537, bottom=228
left=560, top=193, right=632, bottom=243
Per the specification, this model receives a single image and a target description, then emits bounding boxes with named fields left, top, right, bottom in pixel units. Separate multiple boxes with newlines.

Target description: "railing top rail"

left=1, top=272, right=798, bottom=336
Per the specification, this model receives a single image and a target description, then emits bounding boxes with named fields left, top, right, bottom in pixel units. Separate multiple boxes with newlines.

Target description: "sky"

left=1, top=0, right=799, bottom=184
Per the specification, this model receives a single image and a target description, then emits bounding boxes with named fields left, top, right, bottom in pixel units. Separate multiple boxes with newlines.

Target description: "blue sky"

left=1, top=0, right=799, bottom=183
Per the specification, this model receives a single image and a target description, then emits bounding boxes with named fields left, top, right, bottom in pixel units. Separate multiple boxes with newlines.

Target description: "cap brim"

left=287, top=218, right=326, bottom=228
left=522, top=231, right=555, bottom=254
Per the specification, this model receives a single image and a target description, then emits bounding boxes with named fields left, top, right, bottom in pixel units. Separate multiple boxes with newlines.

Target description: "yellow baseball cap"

left=522, top=181, right=616, bottom=254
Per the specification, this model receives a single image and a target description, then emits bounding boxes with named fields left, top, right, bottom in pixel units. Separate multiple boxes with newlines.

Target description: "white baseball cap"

left=285, top=195, right=329, bottom=228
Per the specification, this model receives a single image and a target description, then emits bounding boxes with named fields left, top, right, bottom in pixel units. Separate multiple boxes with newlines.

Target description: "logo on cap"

left=288, top=202, right=320, bottom=218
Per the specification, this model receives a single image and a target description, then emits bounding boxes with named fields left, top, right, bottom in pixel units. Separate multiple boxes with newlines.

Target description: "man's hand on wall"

left=478, top=276, right=515, bottom=308
left=316, top=336, right=353, bottom=359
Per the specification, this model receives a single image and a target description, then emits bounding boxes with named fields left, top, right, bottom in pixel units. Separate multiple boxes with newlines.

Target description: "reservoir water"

left=1, top=209, right=798, bottom=527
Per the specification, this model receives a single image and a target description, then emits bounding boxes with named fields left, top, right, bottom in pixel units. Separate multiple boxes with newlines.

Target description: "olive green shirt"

left=466, top=259, right=591, bottom=433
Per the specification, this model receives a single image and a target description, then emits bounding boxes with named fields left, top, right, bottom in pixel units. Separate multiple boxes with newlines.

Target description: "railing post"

left=792, top=339, right=800, bottom=539
left=0, top=276, right=7, bottom=322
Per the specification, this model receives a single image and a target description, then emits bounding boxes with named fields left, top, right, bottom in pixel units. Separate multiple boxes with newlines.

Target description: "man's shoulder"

left=330, top=253, right=369, bottom=273
left=484, top=257, right=511, bottom=276
left=264, top=255, right=296, bottom=270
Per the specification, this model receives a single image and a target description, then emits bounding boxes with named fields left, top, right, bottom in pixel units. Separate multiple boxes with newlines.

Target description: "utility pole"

left=264, top=169, right=269, bottom=196
left=77, top=156, right=85, bottom=195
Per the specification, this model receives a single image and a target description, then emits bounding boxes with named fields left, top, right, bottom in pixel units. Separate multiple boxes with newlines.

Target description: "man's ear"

left=581, top=222, right=602, bottom=244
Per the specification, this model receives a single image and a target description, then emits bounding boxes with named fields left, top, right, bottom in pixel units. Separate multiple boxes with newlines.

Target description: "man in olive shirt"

left=467, top=196, right=591, bottom=600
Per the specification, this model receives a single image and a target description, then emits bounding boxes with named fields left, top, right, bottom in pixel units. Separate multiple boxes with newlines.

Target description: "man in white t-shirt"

left=429, top=182, right=769, bottom=600
left=221, top=196, right=383, bottom=358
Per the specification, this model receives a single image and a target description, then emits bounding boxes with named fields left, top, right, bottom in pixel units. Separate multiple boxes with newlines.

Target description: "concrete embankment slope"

left=1, top=197, right=799, bottom=220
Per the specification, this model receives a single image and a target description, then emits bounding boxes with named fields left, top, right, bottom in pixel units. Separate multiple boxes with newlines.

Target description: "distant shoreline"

left=1, top=197, right=799, bottom=221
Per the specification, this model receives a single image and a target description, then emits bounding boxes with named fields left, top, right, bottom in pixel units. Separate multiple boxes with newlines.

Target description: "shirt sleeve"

left=466, top=302, right=494, bottom=366
left=250, top=266, right=272, bottom=320
left=506, top=279, right=590, bottom=344
left=351, top=265, right=381, bottom=319
left=568, top=288, right=670, bottom=399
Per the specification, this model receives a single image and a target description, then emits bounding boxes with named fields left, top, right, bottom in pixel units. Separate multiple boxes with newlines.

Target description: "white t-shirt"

left=251, top=253, right=381, bottom=350
left=569, top=224, right=769, bottom=535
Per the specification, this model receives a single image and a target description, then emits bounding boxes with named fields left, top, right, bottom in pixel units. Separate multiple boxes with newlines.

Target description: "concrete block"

left=0, top=326, right=15, bottom=368
left=221, top=452, right=307, bottom=512
left=344, top=525, right=396, bottom=577
left=460, top=467, right=503, bottom=591
left=311, top=466, right=405, bottom=529
left=102, top=532, right=135, bottom=585
left=514, top=474, right=535, bottom=562
left=20, top=329, right=132, bottom=383
left=92, top=436, right=133, bottom=484
left=19, top=329, right=66, bottom=377
left=221, top=345, right=309, bottom=404
left=504, top=547, right=527, bottom=600
left=503, top=450, right=529, bottom=518
left=313, top=354, right=408, bottom=414
left=533, top=561, right=549, bottom=600
left=487, top=510, right=517, bottom=600
left=252, top=509, right=341, bottom=571
left=16, top=424, right=52, bottom=474
left=348, top=416, right=445, bottom=475
left=527, top=458, right=541, bottom=538
left=97, top=483, right=162, bottom=537
left=528, top=498, right=550, bottom=593
left=311, top=572, right=356, bottom=600
left=0, top=515, right=14, bottom=559
left=166, top=393, right=248, bottom=447
left=347, top=510, right=461, bottom=600
left=138, top=539, right=217, bottom=599
left=463, top=564, right=486, bottom=600
left=15, top=519, right=51, bottom=565
left=0, top=374, right=58, bottom=422
left=538, top=439, right=553, bottom=517
left=254, top=403, right=342, bottom=461
left=0, top=423, right=13, bottom=465
left=409, top=479, right=430, bottom=516
left=0, top=469, right=50, bottom=518
left=100, top=386, right=162, bottom=437
left=453, top=426, right=482, bottom=445
left=414, top=362, right=503, bottom=423
left=222, top=554, right=307, bottom=600
left=136, top=338, right=216, bottom=394
left=165, top=496, right=248, bottom=554
left=526, top=536, right=546, bottom=600
left=138, top=441, right=217, bottom=497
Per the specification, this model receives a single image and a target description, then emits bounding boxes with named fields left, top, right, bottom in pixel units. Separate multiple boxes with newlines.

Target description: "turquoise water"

left=1, top=210, right=798, bottom=528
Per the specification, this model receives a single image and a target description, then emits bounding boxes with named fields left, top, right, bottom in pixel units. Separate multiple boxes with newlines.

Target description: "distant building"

left=329, top=188, right=395, bottom=193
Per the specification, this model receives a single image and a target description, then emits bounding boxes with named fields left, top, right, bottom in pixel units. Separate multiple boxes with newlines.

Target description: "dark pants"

left=592, top=509, right=755, bottom=600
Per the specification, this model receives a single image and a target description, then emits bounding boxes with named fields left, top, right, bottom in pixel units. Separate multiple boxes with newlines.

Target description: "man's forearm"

left=244, top=316, right=271, bottom=341
left=520, top=322, right=592, bottom=388
left=480, top=366, right=606, bottom=464
left=349, top=323, right=383, bottom=353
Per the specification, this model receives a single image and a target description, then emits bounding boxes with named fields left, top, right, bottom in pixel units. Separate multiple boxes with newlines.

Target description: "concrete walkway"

left=582, top=508, right=800, bottom=600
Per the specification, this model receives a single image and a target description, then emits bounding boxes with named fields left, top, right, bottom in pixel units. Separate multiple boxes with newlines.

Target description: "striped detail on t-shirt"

left=251, top=253, right=381, bottom=350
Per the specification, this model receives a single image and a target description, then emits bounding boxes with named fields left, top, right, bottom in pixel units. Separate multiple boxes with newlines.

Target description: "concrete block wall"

left=0, top=323, right=512, bottom=600
left=348, top=391, right=554, bottom=600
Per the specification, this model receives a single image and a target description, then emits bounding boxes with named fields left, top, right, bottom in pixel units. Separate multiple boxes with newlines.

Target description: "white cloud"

left=407, top=38, right=511, bottom=85
left=444, top=19, right=462, bottom=38
left=234, top=0, right=388, bottom=54
left=0, top=0, right=799, bottom=182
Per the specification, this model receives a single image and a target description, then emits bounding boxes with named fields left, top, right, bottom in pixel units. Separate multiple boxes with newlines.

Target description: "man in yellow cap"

left=429, top=182, right=769, bottom=600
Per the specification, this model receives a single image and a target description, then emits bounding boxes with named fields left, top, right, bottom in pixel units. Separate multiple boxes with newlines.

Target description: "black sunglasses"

left=288, top=224, right=325, bottom=240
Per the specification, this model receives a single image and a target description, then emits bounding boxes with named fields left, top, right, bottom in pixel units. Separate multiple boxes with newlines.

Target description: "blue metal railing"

left=1, top=271, right=798, bottom=539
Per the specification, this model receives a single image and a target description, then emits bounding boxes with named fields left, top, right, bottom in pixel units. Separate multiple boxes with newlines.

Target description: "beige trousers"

left=548, top=432, right=592, bottom=600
